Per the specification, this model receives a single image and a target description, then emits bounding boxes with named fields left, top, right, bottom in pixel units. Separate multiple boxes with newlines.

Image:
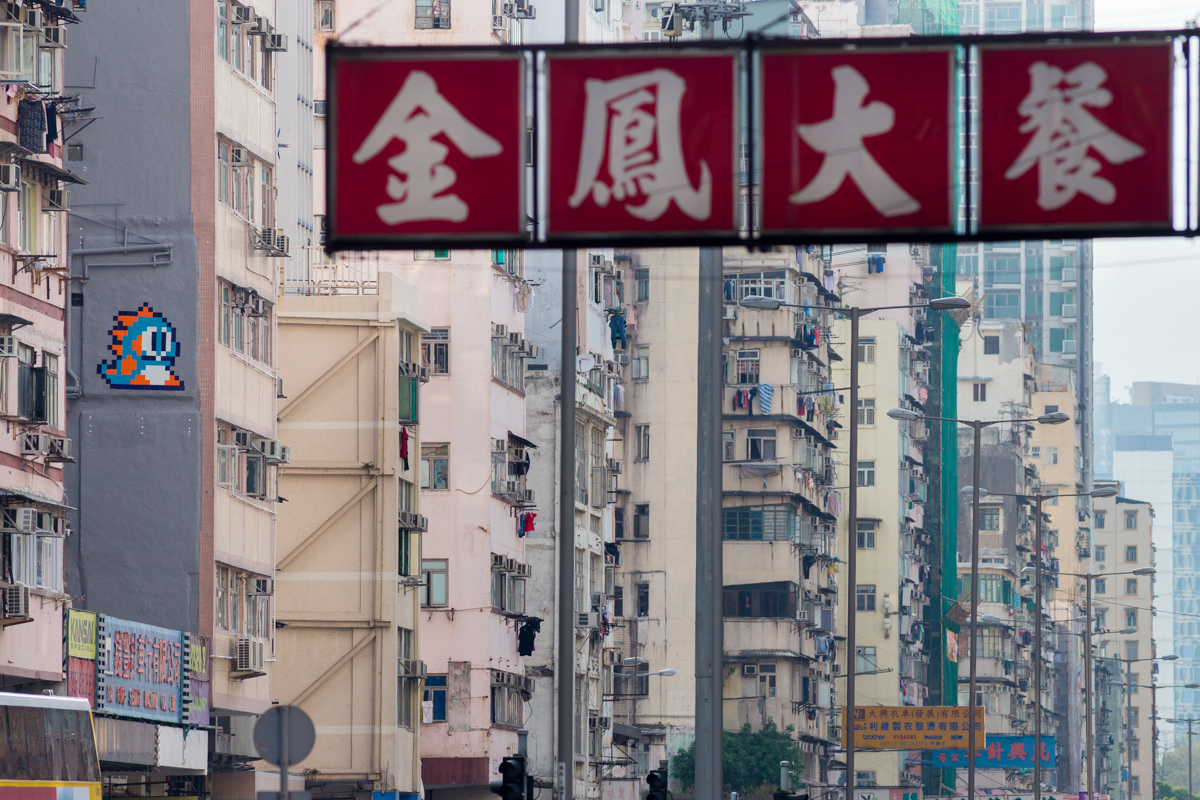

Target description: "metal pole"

left=280, top=705, right=291, bottom=800
left=1086, top=578, right=1095, bottom=800
left=845, top=306, right=861, bottom=800
left=1034, top=495, right=1044, bottom=800
left=1189, top=720, right=1194, bottom=800
left=1126, top=658, right=1133, bottom=800
left=694, top=11, right=724, bottom=800
left=967, top=421, right=982, bottom=800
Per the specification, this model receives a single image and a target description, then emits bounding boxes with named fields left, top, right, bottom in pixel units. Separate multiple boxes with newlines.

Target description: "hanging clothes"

left=45, top=102, right=57, bottom=143
left=823, top=269, right=836, bottom=293
left=17, top=99, right=45, bottom=153
left=519, top=511, right=537, bottom=537
left=608, top=313, right=627, bottom=347
left=748, top=386, right=758, bottom=415
left=758, top=383, right=773, bottom=415
left=400, top=427, right=410, bottom=470
left=518, top=617, right=543, bottom=656
left=626, top=304, right=638, bottom=332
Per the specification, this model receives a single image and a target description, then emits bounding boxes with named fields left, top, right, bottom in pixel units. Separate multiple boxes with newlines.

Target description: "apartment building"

left=1091, top=483, right=1155, bottom=800
left=0, top=0, right=82, bottom=688
left=63, top=0, right=286, bottom=791
left=273, top=273, right=427, bottom=799
left=722, top=247, right=841, bottom=787
left=523, top=249, right=621, bottom=800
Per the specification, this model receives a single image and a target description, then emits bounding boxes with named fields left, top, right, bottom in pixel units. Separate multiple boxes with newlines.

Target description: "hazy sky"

left=1091, top=0, right=1198, bottom=402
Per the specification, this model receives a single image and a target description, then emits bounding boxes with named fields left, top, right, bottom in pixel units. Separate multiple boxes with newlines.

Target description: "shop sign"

left=65, top=609, right=98, bottom=660
left=96, top=616, right=184, bottom=724
left=846, top=704, right=984, bottom=749
left=66, top=656, right=96, bottom=707
left=186, top=633, right=210, bottom=681
left=187, top=679, right=210, bottom=726
left=929, top=734, right=1057, bottom=768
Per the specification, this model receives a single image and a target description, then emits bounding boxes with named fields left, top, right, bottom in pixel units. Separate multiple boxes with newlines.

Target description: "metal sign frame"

left=325, top=30, right=1197, bottom=253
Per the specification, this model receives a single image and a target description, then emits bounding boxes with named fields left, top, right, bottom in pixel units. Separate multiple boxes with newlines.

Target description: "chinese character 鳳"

left=353, top=70, right=503, bottom=226
left=569, top=69, right=712, bottom=222
left=790, top=65, right=920, bottom=218
left=1005, top=61, right=1145, bottom=211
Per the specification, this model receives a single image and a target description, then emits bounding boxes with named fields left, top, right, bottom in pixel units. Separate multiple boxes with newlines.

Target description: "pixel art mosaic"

left=97, top=304, right=184, bottom=390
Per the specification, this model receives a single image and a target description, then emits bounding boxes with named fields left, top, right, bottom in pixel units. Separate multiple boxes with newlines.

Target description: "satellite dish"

left=576, top=354, right=596, bottom=373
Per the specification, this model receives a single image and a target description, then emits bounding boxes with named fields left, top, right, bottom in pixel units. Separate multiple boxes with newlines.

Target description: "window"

left=1131, top=777, right=1141, bottom=795
left=736, top=350, right=760, bottom=385
left=1131, top=741, right=1141, bottom=761
left=316, top=0, right=335, bottom=29
left=632, top=346, right=649, bottom=380
left=1126, top=641, right=1139, bottom=661
left=855, top=773, right=878, bottom=788
left=17, top=344, right=42, bottom=422
left=1096, top=513, right=1106, bottom=530
left=1044, top=446, right=1058, bottom=465
left=856, top=584, right=876, bottom=612
left=1125, top=511, right=1138, bottom=529
left=216, top=566, right=228, bottom=628
left=635, top=424, right=650, bottom=460
left=421, top=444, right=449, bottom=490
left=724, top=584, right=797, bottom=618
left=415, top=0, right=451, bottom=27
left=723, top=505, right=797, bottom=542
left=636, top=583, right=649, bottom=617
left=722, top=431, right=734, bottom=461
left=17, top=178, right=35, bottom=253
left=857, top=399, right=875, bottom=426
left=757, top=664, right=776, bottom=697
left=857, top=460, right=875, bottom=487
left=857, top=337, right=876, bottom=363
left=855, top=646, right=877, bottom=674
left=1126, top=545, right=1138, bottom=561
left=979, top=507, right=1000, bottom=531
left=986, top=2, right=1021, bottom=31
left=414, top=249, right=450, bottom=260
left=984, top=291, right=1020, bottom=318
left=1126, top=609, right=1138, bottom=628
left=42, top=353, right=57, bottom=428
left=984, top=255, right=1020, bottom=285
left=218, top=1, right=230, bottom=60
left=421, top=328, right=450, bottom=375
left=490, top=561, right=526, bottom=614
left=420, top=559, right=448, bottom=607
left=229, top=569, right=242, bottom=631
left=1049, top=327, right=1075, bottom=353
left=423, top=675, right=448, bottom=722
left=746, top=428, right=776, bottom=461
left=983, top=336, right=1000, bottom=355
left=1095, top=578, right=1106, bottom=594
left=1126, top=578, right=1138, bottom=596
left=973, top=382, right=987, bottom=402
left=614, top=507, right=626, bottom=540
left=856, top=520, right=876, bottom=549
left=1031, top=446, right=1040, bottom=458
left=614, top=586, right=624, bottom=617
left=636, top=269, right=649, bottom=302
left=633, top=504, right=649, bottom=539
left=491, top=334, right=526, bottom=392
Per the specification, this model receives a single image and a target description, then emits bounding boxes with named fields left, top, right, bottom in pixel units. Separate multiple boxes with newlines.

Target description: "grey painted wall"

left=63, top=0, right=201, bottom=634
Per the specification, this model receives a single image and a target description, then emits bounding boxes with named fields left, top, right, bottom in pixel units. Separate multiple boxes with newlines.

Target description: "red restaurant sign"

left=978, top=42, right=1173, bottom=233
left=760, top=48, right=955, bottom=235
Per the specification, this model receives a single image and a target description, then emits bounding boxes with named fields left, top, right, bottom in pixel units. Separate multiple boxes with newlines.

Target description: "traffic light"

left=646, top=768, right=669, bottom=800
left=490, top=755, right=526, bottom=800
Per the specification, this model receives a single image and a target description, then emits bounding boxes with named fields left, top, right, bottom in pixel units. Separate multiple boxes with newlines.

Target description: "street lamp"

left=1166, top=717, right=1198, bottom=800
left=887, top=405, right=1069, bottom=800
left=972, top=484, right=1117, bottom=800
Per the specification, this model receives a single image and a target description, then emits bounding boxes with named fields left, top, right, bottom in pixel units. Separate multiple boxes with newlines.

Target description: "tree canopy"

left=672, top=721, right=804, bottom=794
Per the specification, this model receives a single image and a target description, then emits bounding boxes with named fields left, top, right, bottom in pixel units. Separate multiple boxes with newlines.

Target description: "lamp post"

left=1109, top=655, right=1175, bottom=800
left=746, top=293, right=968, bottom=798
left=997, top=485, right=1119, bottom=800
left=1166, top=718, right=1198, bottom=800
left=887, top=406, right=1069, bottom=800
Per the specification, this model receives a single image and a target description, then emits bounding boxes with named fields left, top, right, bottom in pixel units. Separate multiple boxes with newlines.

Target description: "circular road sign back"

left=253, top=705, right=316, bottom=766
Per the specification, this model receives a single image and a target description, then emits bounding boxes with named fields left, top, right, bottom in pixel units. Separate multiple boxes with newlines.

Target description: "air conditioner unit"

left=491, top=323, right=508, bottom=339
left=602, top=651, right=617, bottom=666
left=252, top=15, right=270, bottom=35
left=2, top=584, right=30, bottom=621
left=742, top=664, right=757, bottom=675
left=0, top=164, right=19, bottom=192
left=40, top=25, right=65, bottom=47
left=602, top=260, right=615, bottom=274
left=398, top=658, right=427, bottom=678
left=491, top=553, right=506, bottom=569
left=415, top=515, right=428, bottom=531
left=492, top=13, right=506, bottom=28
left=14, top=507, right=35, bottom=533
left=798, top=609, right=811, bottom=623
left=792, top=428, right=805, bottom=439
left=230, top=147, right=247, bottom=166
left=248, top=577, right=274, bottom=596
left=589, top=254, right=604, bottom=268
left=576, top=612, right=599, bottom=629
left=233, top=5, right=255, bottom=23
left=233, top=637, right=266, bottom=676
left=279, top=446, right=290, bottom=465
left=0, top=336, right=17, bottom=357
left=521, top=489, right=534, bottom=504
left=507, top=331, right=521, bottom=347
left=504, top=556, right=517, bottom=573
left=3, top=3, right=19, bottom=23
left=42, top=189, right=69, bottom=213
left=590, top=592, right=603, bottom=611
left=615, top=354, right=629, bottom=365
left=606, top=457, right=621, bottom=474
left=234, top=431, right=251, bottom=448
left=22, top=8, right=42, bottom=29
left=264, top=33, right=287, bottom=51
left=399, top=510, right=415, bottom=528
left=274, top=234, right=290, bottom=257
left=20, top=433, right=48, bottom=458
left=723, top=306, right=737, bottom=320
left=46, top=436, right=72, bottom=462
left=418, top=366, right=431, bottom=381
left=249, top=296, right=268, bottom=317
left=257, top=225, right=276, bottom=249
left=599, top=715, right=611, bottom=729
left=260, top=439, right=285, bottom=462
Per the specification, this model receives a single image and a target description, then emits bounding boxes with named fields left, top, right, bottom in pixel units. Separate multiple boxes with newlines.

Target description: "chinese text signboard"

left=929, top=734, right=1057, bottom=768
left=845, top=705, right=984, bottom=749
left=97, top=616, right=185, bottom=724
left=978, top=42, right=1172, bottom=233
left=760, top=48, right=955, bottom=235
left=329, top=50, right=526, bottom=246
left=66, top=656, right=95, bottom=707
left=545, top=52, right=738, bottom=239
left=326, top=36, right=1185, bottom=250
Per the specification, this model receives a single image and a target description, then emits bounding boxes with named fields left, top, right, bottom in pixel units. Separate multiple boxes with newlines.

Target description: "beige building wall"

left=274, top=273, right=427, bottom=796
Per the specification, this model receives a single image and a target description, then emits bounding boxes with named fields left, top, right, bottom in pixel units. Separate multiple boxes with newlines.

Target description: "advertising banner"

left=187, top=679, right=210, bottom=726
left=846, top=705, right=984, bottom=749
left=66, top=657, right=95, bottom=707
left=545, top=51, right=738, bottom=240
left=978, top=41, right=1173, bottom=233
left=760, top=48, right=954, bottom=235
left=929, top=734, right=1057, bottom=768
left=328, top=49, right=526, bottom=247
left=852, top=790, right=922, bottom=800
left=96, top=616, right=184, bottom=724
left=65, top=609, right=98, bottom=660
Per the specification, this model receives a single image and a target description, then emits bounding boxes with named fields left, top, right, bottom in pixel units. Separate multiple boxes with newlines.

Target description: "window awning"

left=508, top=431, right=538, bottom=450
left=0, top=487, right=72, bottom=511
left=18, top=157, right=88, bottom=186
left=0, top=312, right=33, bottom=331
left=0, top=141, right=32, bottom=160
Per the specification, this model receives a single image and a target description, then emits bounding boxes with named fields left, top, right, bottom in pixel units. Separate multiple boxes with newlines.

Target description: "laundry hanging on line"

left=608, top=313, right=627, bottom=347
left=518, top=617, right=542, bottom=656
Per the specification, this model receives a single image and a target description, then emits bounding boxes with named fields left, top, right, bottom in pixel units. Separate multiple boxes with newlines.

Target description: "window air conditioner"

left=20, top=433, right=48, bottom=458
left=590, top=592, right=603, bottom=612
left=415, top=515, right=428, bottom=531
left=0, top=165, right=19, bottom=192
left=22, top=8, right=42, bottom=29
left=491, top=323, right=508, bottom=339
left=264, top=33, right=287, bottom=51
left=248, top=577, right=274, bottom=596
left=0, top=336, right=16, bottom=357
left=251, top=15, right=270, bottom=35
left=576, top=612, right=599, bottom=629
left=602, top=260, right=614, bottom=274
left=418, top=366, right=430, bottom=381
left=260, top=439, right=285, bottom=462
left=257, top=225, right=276, bottom=249
left=792, top=428, right=805, bottom=439
left=603, top=650, right=617, bottom=666
left=723, top=305, right=737, bottom=320
left=233, top=637, right=266, bottom=676
left=491, top=553, right=506, bottom=569
left=589, top=253, right=604, bottom=268
left=493, top=13, right=506, bottom=28
left=40, top=25, right=65, bottom=48
left=232, top=6, right=255, bottom=24
left=249, top=296, right=267, bottom=317
left=273, top=234, right=289, bottom=257
left=399, top=510, right=416, bottom=528
left=599, top=716, right=611, bottom=729
left=398, top=658, right=427, bottom=678
left=2, top=584, right=30, bottom=621
left=230, top=147, right=247, bottom=166
left=234, top=431, right=251, bottom=448
left=606, top=457, right=621, bottom=474
left=279, top=446, right=291, bottom=464
left=14, top=507, right=36, bottom=533
left=521, top=489, right=534, bottom=504
left=615, top=354, right=629, bottom=365
left=43, top=189, right=69, bottom=213
left=3, top=3, right=19, bottom=23
left=46, top=436, right=72, bottom=462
